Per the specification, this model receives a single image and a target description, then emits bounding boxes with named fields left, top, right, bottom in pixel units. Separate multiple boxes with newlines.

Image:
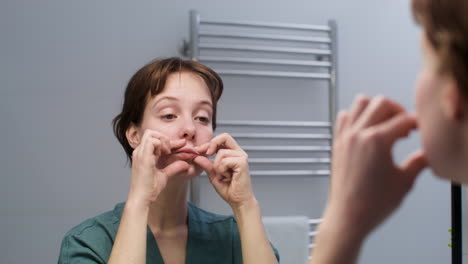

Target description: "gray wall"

left=1, top=0, right=451, bottom=263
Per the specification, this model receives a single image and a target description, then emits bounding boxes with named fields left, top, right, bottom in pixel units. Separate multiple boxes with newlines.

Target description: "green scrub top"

left=58, top=202, right=280, bottom=263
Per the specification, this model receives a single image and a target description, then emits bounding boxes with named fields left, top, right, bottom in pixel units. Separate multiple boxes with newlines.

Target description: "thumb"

left=162, top=160, right=190, bottom=178
left=193, top=156, right=217, bottom=183
left=400, top=150, right=428, bottom=182
left=376, top=113, right=417, bottom=147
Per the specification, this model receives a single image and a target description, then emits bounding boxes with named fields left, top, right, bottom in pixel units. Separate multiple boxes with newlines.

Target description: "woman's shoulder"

left=58, top=202, right=125, bottom=264
left=64, top=202, right=124, bottom=238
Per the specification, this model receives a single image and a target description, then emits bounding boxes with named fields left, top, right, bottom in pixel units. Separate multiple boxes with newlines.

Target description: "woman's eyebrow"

left=198, top=100, right=213, bottom=108
left=152, top=96, right=178, bottom=108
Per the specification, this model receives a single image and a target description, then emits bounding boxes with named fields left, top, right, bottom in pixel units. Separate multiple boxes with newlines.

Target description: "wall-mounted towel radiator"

left=181, top=10, right=337, bottom=260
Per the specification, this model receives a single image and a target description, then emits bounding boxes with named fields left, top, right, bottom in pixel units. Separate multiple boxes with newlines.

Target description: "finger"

left=334, top=110, right=349, bottom=136
left=221, top=177, right=232, bottom=183
left=142, top=130, right=170, bottom=155
left=142, top=137, right=161, bottom=161
left=154, top=144, right=162, bottom=158
left=348, top=95, right=371, bottom=125
left=374, top=113, right=417, bottom=147
left=353, top=96, right=406, bottom=130
left=138, top=129, right=153, bottom=154
left=194, top=142, right=210, bottom=155
left=208, top=173, right=227, bottom=194
left=213, top=149, right=244, bottom=167
left=162, top=160, right=190, bottom=178
left=207, top=133, right=242, bottom=156
left=193, top=156, right=217, bottom=183
left=170, top=138, right=187, bottom=151
left=213, top=149, right=245, bottom=179
left=400, top=150, right=427, bottom=183
left=144, top=129, right=168, bottom=142
left=218, top=157, right=247, bottom=180
left=155, top=135, right=171, bottom=155
left=218, top=157, right=237, bottom=174
left=149, top=138, right=166, bottom=157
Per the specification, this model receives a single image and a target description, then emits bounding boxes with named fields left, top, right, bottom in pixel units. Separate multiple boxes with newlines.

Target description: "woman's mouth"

left=174, top=147, right=199, bottom=161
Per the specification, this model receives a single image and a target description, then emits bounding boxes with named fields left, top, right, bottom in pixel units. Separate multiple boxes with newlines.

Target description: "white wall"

left=1, top=0, right=451, bottom=263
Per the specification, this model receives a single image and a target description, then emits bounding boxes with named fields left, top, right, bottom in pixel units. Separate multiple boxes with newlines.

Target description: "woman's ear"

left=442, top=78, right=466, bottom=122
left=126, top=123, right=141, bottom=149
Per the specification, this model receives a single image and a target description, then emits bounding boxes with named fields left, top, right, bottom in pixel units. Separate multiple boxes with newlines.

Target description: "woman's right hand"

left=127, top=129, right=189, bottom=208
left=310, top=96, right=428, bottom=264
left=323, top=96, right=427, bottom=236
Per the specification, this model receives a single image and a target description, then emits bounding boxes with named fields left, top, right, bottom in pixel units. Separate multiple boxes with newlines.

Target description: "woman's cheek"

left=198, top=125, right=214, bottom=144
left=414, top=71, right=431, bottom=116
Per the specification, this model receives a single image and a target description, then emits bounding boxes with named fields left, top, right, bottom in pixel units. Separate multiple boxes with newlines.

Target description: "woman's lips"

left=174, top=152, right=198, bottom=160
left=174, top=147, right=199, bottom=160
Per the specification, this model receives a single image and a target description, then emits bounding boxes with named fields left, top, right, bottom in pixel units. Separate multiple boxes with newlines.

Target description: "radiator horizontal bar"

left=308, top=231, right=319, bottom=237
left=216, top=70, right=331, bottom=79
left=250, top=170, right=330, bottom=176
left=308, top=219, right=322, bottom=225
left=201, top=170, right=329, bottom=177
left=200, top=19, right=331, bottom=31
left=249, top=158, right=330, bottom=164
left=218, top=120, right=331, bottom=127
left=199, top=43, right=331, bottom=55
left=199, top=31, right=331, bottom=43
left=230, top=133, right=332, bottom=139
left=241, top=146, right=331, bottom=151
left=199, top=56, right=332, bottom=67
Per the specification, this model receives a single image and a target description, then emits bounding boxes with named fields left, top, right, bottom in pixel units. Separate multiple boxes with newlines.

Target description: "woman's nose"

left=180, top=119, right=196, bottom=140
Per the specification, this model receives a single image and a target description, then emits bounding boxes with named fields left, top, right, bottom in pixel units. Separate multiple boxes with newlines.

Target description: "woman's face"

left=137, top=71, right=214, bottom=179
left=415, top=33, right=466, bottom=182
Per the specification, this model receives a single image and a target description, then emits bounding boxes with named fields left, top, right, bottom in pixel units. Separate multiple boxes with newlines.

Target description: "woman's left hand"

left=193, top=133, right=255, bottom=209
left=195, top=134, right=278, bottom=264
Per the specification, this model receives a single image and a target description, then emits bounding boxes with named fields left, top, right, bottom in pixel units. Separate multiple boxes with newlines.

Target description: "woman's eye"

left=196, top=116, right=210, bottom=123
left=162, top=114, right=176, bottom=120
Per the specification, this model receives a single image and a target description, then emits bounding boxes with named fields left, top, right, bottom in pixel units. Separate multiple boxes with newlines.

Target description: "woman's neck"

left=147, top=177, right=189, bottom=234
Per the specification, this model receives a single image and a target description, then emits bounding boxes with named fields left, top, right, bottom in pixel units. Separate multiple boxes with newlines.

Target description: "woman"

left=310, top=0, right=468, bottom=263
left=58, top=58, right=279, bottom=264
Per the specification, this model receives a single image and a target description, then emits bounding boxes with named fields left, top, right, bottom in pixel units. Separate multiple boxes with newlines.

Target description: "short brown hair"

left=112, top=57, right=223, bottom=163
left=412, top=0, right=468, bottom=98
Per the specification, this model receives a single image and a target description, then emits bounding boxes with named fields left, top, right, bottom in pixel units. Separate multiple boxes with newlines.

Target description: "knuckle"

left=144, top=128, right=152, bottom=136
left=364, top=128, right=383, bottom=143
left=337, top=111, right=348, bottom=122
left=374, top=95, right=388, bottom=106
left=214, top=162, right=223, bottom=173
left=213, top=157, right=221, bottom=167
left=357, top=96, right=370, bottom=106
left=356, top=94, right=369, bottom=102
left=241, top=156, right=248, bottom=164
left=153, top=138, right=161, bottom=145
left=345, top=130, right=359, bottom=143
left=220, top=158, right=228, bottom=166
left=337, top=110, right=347, bottom=118
left=131, top=151, right=140, bottom=161
left=220, top=132, right=232, bottom=140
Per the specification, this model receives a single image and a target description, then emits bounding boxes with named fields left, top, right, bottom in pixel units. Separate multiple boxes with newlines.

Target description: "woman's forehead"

left=148, top=77, right=213, bottom=109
